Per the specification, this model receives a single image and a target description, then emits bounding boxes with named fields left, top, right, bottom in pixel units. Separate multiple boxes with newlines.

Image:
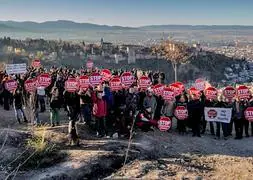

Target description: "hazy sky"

left=0, top=0, right=252, bottom=26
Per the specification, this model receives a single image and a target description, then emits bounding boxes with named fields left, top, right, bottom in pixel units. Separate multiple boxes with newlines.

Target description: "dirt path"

left=1, top=108, right=253, bottom=180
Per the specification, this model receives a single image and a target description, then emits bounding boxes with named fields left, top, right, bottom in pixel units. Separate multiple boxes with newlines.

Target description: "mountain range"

left=1, top=20, right=253, bottom=32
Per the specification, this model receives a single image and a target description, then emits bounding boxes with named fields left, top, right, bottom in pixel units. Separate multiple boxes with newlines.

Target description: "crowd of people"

left=0, top=65, right=253, bottom=146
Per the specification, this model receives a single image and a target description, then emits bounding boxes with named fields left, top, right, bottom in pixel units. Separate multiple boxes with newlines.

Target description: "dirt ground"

left=0, top=107, right=253, bottom=180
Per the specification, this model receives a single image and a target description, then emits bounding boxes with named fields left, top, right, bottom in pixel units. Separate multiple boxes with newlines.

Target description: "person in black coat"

left=188, top=94, right=203, bottom=137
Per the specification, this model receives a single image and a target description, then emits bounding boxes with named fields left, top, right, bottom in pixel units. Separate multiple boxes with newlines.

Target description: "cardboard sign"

left=79, top=75, right=90, bottom=90
left=6, top=63, right=27, bottom=74
left=25, top=78, right=37, bottom=93
left=163, top=87, right=175, bottom=101
left=158, top=117, right=172, bottom=131
left=237, top=85, right=250, bottom=100
left=195, top=78, right=205, bottom=91
left=170, top=83, right=181, bottom=96
left=174, top=106, right=188, bottom=120
left=89, top=73, right=102, bottom=86
left=152, top=84, right=164, bottom=96
left=121, top=72, right=135, bottom=87
left=109, top=77, right=122, bottom=91
left=86, top=60, right=94, bottom=69
left=205, top=87, right=218, bottom=100
left=101, top=69, right=112, bottom=81
left=204, top=107, right=232, bottom=123
left=223, top=86, right=236, bottom=99
left=37, top=73, right=51, bottom=88
left=32, top=59, right=41, bottom=68
left=244, top=107, right=253, bottom=122
left=138, top=76, right=151, bottom=90
left=65, top=78, right=79, bottom=92
left=5, top=80, right=18, bottom=92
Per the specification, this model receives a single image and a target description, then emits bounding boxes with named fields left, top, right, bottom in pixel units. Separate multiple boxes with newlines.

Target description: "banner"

left=6, top=63, right=27, bottom=74
left=158, top=117, right=172, bottom=131
left=204, top=107, right=232, bottom=123
left=37, top=73, right=51, bottom=87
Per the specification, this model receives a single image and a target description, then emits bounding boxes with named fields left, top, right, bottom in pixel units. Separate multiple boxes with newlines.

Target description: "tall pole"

left=174, top=63, right=177, bottom=82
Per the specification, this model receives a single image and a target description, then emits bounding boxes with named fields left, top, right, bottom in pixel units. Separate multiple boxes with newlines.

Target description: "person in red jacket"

left=92, top=90, right=108, bottom=137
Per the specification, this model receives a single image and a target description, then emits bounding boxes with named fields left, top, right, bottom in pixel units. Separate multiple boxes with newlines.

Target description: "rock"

left=195, top=176, right=203, bottom=180
left=112, top=133, right=118, bottom=139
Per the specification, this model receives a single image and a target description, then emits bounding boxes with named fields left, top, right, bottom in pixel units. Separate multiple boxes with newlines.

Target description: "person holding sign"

left=13, top=88, right=28, bottom=124
left=143, top=89, right=157, bottom=119
left=174, top=94, right=188, bottom=135
left=188, top=94, right=203, bottom=137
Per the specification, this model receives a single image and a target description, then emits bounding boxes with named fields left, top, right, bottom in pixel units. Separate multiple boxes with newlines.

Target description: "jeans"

left=80, top=104, right=91, bottom=123
left=14, top=106, right=27, bottom=122
left=50, top=108, right=59, bottom=125
left=33, top=109, right=40, bottom=125
left=38, top=95, right=46, bottom=112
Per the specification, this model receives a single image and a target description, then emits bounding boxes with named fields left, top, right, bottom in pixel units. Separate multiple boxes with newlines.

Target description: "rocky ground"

left=0, top=107, right=253, bottom=180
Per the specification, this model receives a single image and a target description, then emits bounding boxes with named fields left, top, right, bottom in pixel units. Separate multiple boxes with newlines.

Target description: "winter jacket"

left=93, top=99, right=107, bottom=117
left=143, top=95, right=157, bottom=113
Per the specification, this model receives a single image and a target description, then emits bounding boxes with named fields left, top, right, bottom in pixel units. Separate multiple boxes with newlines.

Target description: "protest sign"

left=25, top=78, right=37, bottom=93
left=101, top=69, right=112, bottom=81
left=204, top=107, right=232, bottom=123
left=65, top=78, right=79, bottom=92
left=138, top=76, right=151, bottom=90
left=244, top=107, right=253, bottom=122
left=223, top=86, right=236, bottom=99
left=121, top=72, right=135, bottom=87
left=237, top=85, right=250, bottom=100
left=6, top=63, right=27, bottom=74
left=37, top=73, right=51, bottom=87
left=79, top=75, right=90, bottom=90
left=86, top=60, right=94, bottom=69
left=152, top=84, right=164, bottom=96
left=5, top=80, right=18, bottom=92
left=205, top=87, right=218, bottom=100
left=174, top=106, right=188, bottom=120
left=89, top=73, right=102, bottom=86
left=110, top=77, right=122, bottom=91
left=158, top=117, right=172, bottom=131
left=195, top=78, right=205, bottom=91
left=163, top=87, right=174, bottom=101
left=32, top=59, right=41, bottom=68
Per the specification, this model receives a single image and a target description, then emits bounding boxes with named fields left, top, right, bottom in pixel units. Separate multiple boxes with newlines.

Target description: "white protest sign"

left=204, top=107, right=232, bottom=123
left=6, top=63, right=27, bottom=74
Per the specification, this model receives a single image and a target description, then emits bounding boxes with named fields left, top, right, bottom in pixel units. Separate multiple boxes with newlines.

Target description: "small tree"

left=158, top=40, right=192, bottom=82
